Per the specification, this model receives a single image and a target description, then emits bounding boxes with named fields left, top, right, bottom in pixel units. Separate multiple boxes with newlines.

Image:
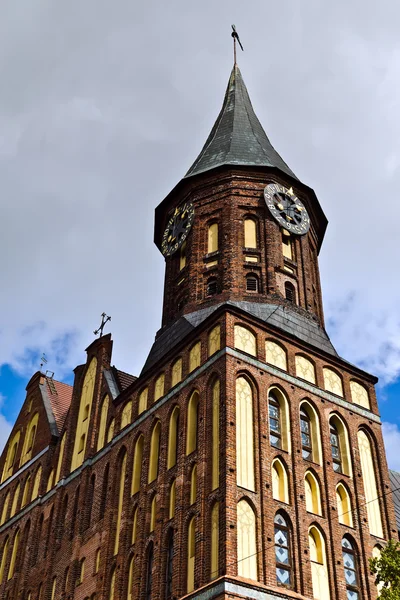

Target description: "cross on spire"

left=231, top=25, right=244, bottom=65
left=94, top=312, right=111, bottom=338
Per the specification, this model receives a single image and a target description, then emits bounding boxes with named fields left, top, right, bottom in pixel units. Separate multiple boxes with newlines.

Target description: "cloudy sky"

left=1, top=0, right=400, bottom=467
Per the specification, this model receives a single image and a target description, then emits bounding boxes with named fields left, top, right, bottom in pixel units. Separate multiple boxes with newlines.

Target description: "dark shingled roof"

left=389, top=470, right=400, bottom=533
left=141, top=301, right=337, bottom=374
left=185, top=64, right=298, bottom=181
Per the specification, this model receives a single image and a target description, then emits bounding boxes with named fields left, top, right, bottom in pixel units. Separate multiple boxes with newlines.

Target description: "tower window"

left=282, top=233, right=293, bottom=260
left=246, top=275, right=258, bottom=292
left=342, top=537, right=360, bottom=599
left=274, top=513, right=292, bottom=587
left=207, top=223, right=219, bottom=254
left=207, top=278, right=218, bottom=296
left=330, top=422, right=342, bottom=473
left=285, top=282, right=296, bottom=303
left=300, top=408, right=312, bottom=461
left=268, top=393, right=282, bottom=449
left=244, top=218, right=257, bottom=248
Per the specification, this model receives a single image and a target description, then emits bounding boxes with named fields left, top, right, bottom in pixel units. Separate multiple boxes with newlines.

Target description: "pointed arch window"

left=234, top=325, right=256, bottom=356
left=300, top=408, right=313, bottom=461
left=21, top=413, right=39, bottom=466
left=208, top=326, right=221, bottom=356
left=284, top=281, right=296, bottom=303
left=330, top=421, right=342, bottom=473
left=342, top=537, right=360, bottom=599
left=167, top=407, right=180, bottom=469
left=246, top=274, right=259, bottom=292
left=51, top=577, right=57, bottom=600
left=207, top=223, right=218, bottom=254
left=132, top=435, right=144, bottom=494
left=190, top=465, right=197, bottom=505
left=46, top=469, right=54, bottom=492
left=236, top=377, right=255, bottom=491
left=323, top=367, right=344, bottom=397
left=148, top=422, right=161, bottom=483
left=10, top=483, right=20, bottom=518
left=138, top=388, right=148, bottom=415
left=336, top=484, right=353, bottom=527
left=350, top=381, right=370, bottom=409
left=309, top=526, right=330, bottom=600
left=114, top=451, right=127, bottom=555
left=211, top=502, right=220, bottom=580
left=269, top=393, right=282, bottom=449
left=186, top=391, right=199, bottom=455
left=187, top=517, right=196, bottom=593
left=132, top=508, right=138, bottom=544
left=169, top=480, right=176, bottom=519
left=31, top=465, right=42, bottom=501
left=2, top=430, right=21, bottom=481
left=21, top=476, right=31, bottom=508
left=305, top=471, right=322, bottom=515
left=299, top=402, right=321, bottom=464
left=212, top=379, right=220, bottom=490
left=150, top=496, right=157, bottom=533
left=127, top=556, right=134, bottom=600
left=166, top=532, right=174, bottom=599
left=265, top=341, right=287, bottom=371
left=295, top=355, right=316, bottom=384
left=358, top=430, right=383, bottom=538
left=272, top=459, right=289, bottom=504
left=0, top=537, right=9, bottom=584
left=71, top=357, right=97, bottom=471
left=7, top=529, right=19, bottom=580
left=244, top=218, right=257, bottom=248
left=55, top=433, right=66, bottom=483
left=121, top=401, right=132, bottom=430
left=154, top=374, right=165, bottom=401
left=1, top=492, right=10, bottom=525
left=274, top=513, right=292, bottom=587
left=109, top=568, right=116, bottom=600
left=330, top=415, right=352, bottom=476
left=189, top=342, right=201, bottom=373
left=171, top=359, right=182, bottom=387
left=106, top=419, right=115, bottom=443
left=237, top=500, right=257, bottom=580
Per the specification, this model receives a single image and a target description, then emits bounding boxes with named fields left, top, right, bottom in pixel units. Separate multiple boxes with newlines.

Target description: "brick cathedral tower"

left=0, top=61, right=396, bottom=600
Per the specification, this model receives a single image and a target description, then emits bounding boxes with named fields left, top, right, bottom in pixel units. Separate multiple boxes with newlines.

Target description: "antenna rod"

left=231, top=25, right=244, bottom=65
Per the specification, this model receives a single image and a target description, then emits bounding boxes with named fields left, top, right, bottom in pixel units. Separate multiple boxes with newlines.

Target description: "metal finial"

left=40, top=353, right=48, bottom=371
left=94, top=312, right=111, bottom=338
left=231, top=25, right=244, bottom=64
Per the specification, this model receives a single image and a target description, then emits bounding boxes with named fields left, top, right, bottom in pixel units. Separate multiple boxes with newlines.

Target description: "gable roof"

left=41, top=377, right=73, bottom=435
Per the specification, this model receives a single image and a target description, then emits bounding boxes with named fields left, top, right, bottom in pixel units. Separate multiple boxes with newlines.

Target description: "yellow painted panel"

left=350, top=381, right=370, bottom=409
left=51, top=577, right=57, bottom=600
left=31, top=466, right=42, bottom=501
left=180, top=242, right=187, bottom=270
left=97, top=396, right=109, bottom=451
left=138, top=388, right=148, bottom=414
left=190, top=465, right=197, bottom=505
left=46, top=469, right=54, bottom=492
left=309, top=527, right=330, bottom=600
left=187, top=517, right=195, bottom=592
left=208, top=223, right=218, bottom=253
left=55, top=433, right=66, bottom=483
left=132, top=436, right=144, bottom=495
left=212, top=380, right=220, bottom=490
left=282, top=235, right=292, bottom=259
left=245, top=256, right=258, bottom=263
left=323, top=368, right=343, bottom=397
left=237, top=500, right=257, bottom=580
left=0, top=538, right=9, bottom=584
left=71, top=357, right=97, bottom=472
left=154, top=374, right=165, bottom=401
left=21, top=414, right=39, bottom=466
left=234, top=326, right=256, bottom=356
left=272, top=460, right=289, bottom=503
left=95, top=548, right=101, bottom=573
left=295, top=355, right=316, bottom=384
left=21, top=477, right=30, bottom=508
left=305, top=472, right=322, bottom=515
left=132, top=509, right=138, bottom=544
left=169, top=480, right=176, bottom=519
left=171, top=359, right=182, bottom=387
left=106, top=419, right=115, bottom=444
left=211, top=502, right=219, bottom=580
left=148, top=422, right=161, bottom=483
left=189, top=342, right=201, bottom=373
left=186, top=392, right=199, bottom=455
left=244, top=218, right=257, bottom=248
left=336, top=484, right=353, bottom=527
left=150, top=496, right=156, bottom=532
left=236, top=378, right=255, bottom=491
left=109, top=569, right=116, bottom=600
left=358, top=430, right=383, bottom=538
left=127, top=556, right=134, bottom=600
left=10, top=483, right=20, bottom=518
left=121, top=401, right=132, bottom=430
left=266, top=341, right=287, bottom=371
left=0, top=493, right=10, bottom=525
left=7, top=530, right=18, bottom=580
left=167, top=407, right=179, bottom=469
left=2, top=430, right=21, bottom=482
left=114, top=452, right=126, bottom=555
left=208, top=326, right=221, bottom=357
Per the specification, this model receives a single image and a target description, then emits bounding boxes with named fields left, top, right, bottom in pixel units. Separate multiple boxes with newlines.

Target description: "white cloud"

left=0, top=395, right=13, bottom=454
left=382, top=422, right=400, bottom=472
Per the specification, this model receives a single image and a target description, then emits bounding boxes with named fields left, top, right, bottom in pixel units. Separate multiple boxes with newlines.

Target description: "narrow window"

left=154, top=374, right=165, bottom=401
left=1, top=492, right=10, bottom=525
left=336, top=484, right=353, bottom=527
left=342, top=538, right=360, bottom=599
left=100, top=465, right=109, bottom=519
left=358, top=430, right=383, bottom=538
left=187, top=517, right=196, bottom=592
left=236, top=377, right=255, bottom=491
left=166, top=533, right=174, bottom=599
left=146, top=544, right=154, bottom=600
left=285, top=281, right=296, bottom=303
left=207, top=223, right=218, bottom=254
left=171, top=359, right=182, bottom=387
left=212, top=379, right=220, bottom=490
left=208, top=326, right=221, bottom=356
left=269, top=392, right=282, bottom=449
left=246, top=274, right=258, bottom=292
left=211, top=502, right=219, bottom=580
left=138, top=388, right=148, bottom=415
left=109, top=568, right=116, bottom=600
left=300, top=408, right=313, bottom=461
left=237, top=500, right=257, bottom=580
left=330, top=422, right=342, bottom=473
left=272, top=459, right=289, bottom=503
left=121, top=401, right=132, bottom=430
left=167, top=407, right=180, bottom=469
left=150, top=496, right=156, bottom=533
left=304, top=471, right=322, bottom=515
left=20, top=415, right=38, bottom=466
left=282, top=232, right=292, bottom=259
left=71, top=357, right=97, bottom=471
left=274, top=513, right=292, bottom=587
left=244, top=218, right=257, bottom=248
left=186, top=392, right=199, bottom=455
left=7, top=529, right=19, bottom=580
left=46, top=469, right=54, bottom=492
left=106, top=419, right=115, bottom=443
left=21, top=476, right=31, bottom=508
left=189, top=342, right=201, bottom=372
left=132, top=509, right=138, bottom=544
left=148, top=422, right=161, bottom=483
left=132, top=436, right=144, bottom=494
left=78, top=558, right=85, bottom=584
left=309, top=526, right=330, bottom=600
left=95, top=548, right=101, bottom=573
left=55, top=433, right=66, bottom=483
left=51, top=577, right=57, bottom=600
left=78, top=433, right=86, bottom=454
left=0, top=538, right=9, bottom=584
left=114, top=452, right=127, bottom=555
left=127, top=556, right=134, bottom=600
left=234, top=325, right=256, bottom=356
left=169, top=480, right=176, bottom=519
left=31, top=466, right=42, bottom=501
left=207, top=278, right=218, bottom=297
left=190, top=465, right=197, bottom=505
left=85, top=475, right=95, bottom=529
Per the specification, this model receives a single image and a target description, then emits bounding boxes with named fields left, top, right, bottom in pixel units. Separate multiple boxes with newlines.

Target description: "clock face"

left=264, top=183, right=310, bottom=235
left=161, top=202, right=195, bottom=257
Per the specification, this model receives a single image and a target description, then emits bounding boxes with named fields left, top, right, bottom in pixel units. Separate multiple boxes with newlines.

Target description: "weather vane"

left=40, top=353, right=48, bottom=371
left=231, top=24, right=244, bottom=65
left=94, top=312, right=111, bottom=338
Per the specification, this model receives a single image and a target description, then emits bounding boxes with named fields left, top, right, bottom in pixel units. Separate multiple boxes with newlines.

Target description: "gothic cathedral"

left=0, top=63, right=396, bottom=600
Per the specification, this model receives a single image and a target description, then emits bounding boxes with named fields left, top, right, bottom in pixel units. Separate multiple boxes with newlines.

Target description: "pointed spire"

left=185, top=65, right=297, bottom=180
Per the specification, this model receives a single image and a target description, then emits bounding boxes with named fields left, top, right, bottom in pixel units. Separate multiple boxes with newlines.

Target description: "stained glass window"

left=274, top=514, right=291, bottom=587
left=269, top=393, right=282, bottom=449
left=330, top=422, right=342, bottom=473
left=342, top=538, right=359, bottom=600
left=300, top=409, right=312, bottom=461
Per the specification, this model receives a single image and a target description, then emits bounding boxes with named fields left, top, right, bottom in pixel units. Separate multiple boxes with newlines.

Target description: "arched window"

left=208, top=326, right=221, bottom=356
left=358, top=430, right=383, bottom=538
left=121, top=401, right=132, bottom=430
left=237, top=499, right=257, bottom=580
left=154, top=374, right=165, bottom=402
left=46, top=469, right=54, bottom=492
left=109, top=567, right=116, bottom=600
left=64, top=566, right=70, bottom=596
left=336, top=484, right=353, bottom=527
left=329, top=415, right=352, bottom=476
left=132, top=508, right=138, bottom=544
left=171, top=359, right=182, bottom=387
left=299, top=402, right=321, bottom=464
left=244, top=218, right=257, bottom=248
left=246, top=274, right=259, bottom=292
left=206, top=278, right=218, bottom=297
left=274, top=513, right=292, bottom=587
left=284, top=281, right=296, bottom=303
left=295, top=355, right=316, bottom=384
left=0, top=537, right=9, bottom=584
left=186, top=391, right=199, bottom=455
left=265, top=341, right=287, bottom=371
left=114, top=451, right=127, bottom=555
left=342, top=537, right=360, bottom=598
left=272, top=459, right=289, bottom=503
left=106, top=419, right=115, bottom=443
left=189, top=342, right=201, bottom=373
left=2, top=430, right=21, bottom=481
left=78, top=557, right=85, bottom=584
left=350, top=381, right=370, bottom=409
left=166, top=532, right=174, bottom=599
left=21, top=413, right=39, bottom=466
left=167, top=407, right=180, bottom=469
left=169, top=480, right=176, bottom=519
left=145, top=543, right=154, bottom=600
left=268, top=388, right=290, bottom=452
left=10, top=483, right=20, bottom=518
left=207, top=223, right=218, bottom=254
left=1, top=492, right=10, bottom=525
left=323, top=367, right=344, bottom=397
left=51, top=577, right=57, bottom=600
left=31, top=465, right=42, bottom=501
left=55, top=433, right=66, bottom=483
left=190, top=465, right=197, bottom=505
left=127, top=555, right=134, bottom=600
left=304, top=471, right=322, bottom=515
left=282, top=232, right=292, bottom=259
left=21, top=476, right=31, bottom=508
left=148, top=422, right=161, bottom=483
left=150, top=496, right=157, bottom=533
left=212, top=379, right=220, bottom=490
left=211, top=502, right=219, bottom=580
left=132, top=435, right=144, bottom=494
left=187, top=517, right=196, bottom=592
left=309, top=527, right=330, bottom=599
left=236, top=377, right=255, bottom=491
left=95, top=548, right=101, bottom=573
left=234, top=325, right=256, bottom=356
left=7, top=529, right=19, bottom=580
left=138, top=388, right=148, bottom=415
left=71, top=357, right=97, bottom=471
